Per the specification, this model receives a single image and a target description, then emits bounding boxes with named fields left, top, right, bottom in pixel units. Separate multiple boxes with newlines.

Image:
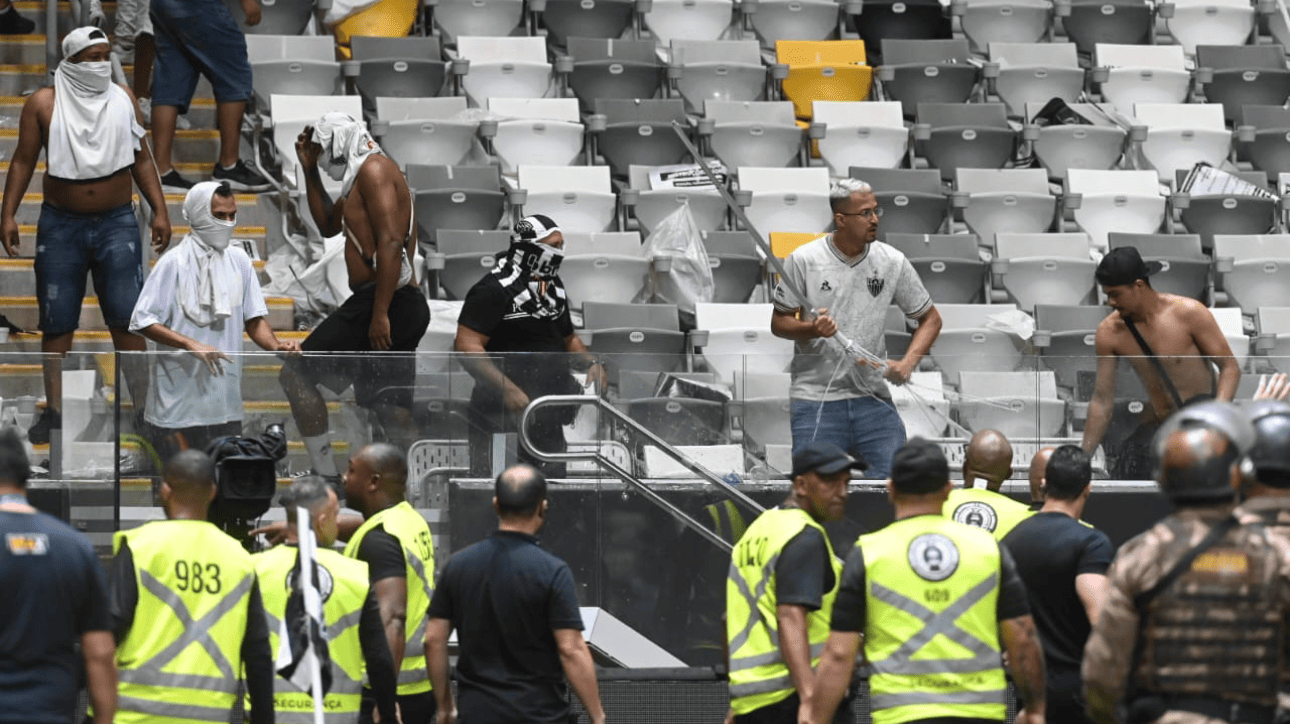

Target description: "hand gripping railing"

left=519, top=394, right=766, bottom=553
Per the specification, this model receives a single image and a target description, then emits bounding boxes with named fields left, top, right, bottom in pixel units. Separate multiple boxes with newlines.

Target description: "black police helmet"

left=1152, top=400, right=1255, bottom=502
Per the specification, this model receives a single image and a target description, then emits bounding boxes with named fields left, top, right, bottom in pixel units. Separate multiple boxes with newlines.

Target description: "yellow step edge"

left=18, top=192, right=262, bottom=204
left=0, top=36, right=47, bottom=45
left=15, top=225, right=267, bottom=236
left=3, top=161, right=210, bottom=175
left=0, top=65, right=47, bottom=74
left=245, top=400, right=342, bottom=413
left=0, top=128, right=220, bottom=139
left=0, top=96, right=218, bottom=109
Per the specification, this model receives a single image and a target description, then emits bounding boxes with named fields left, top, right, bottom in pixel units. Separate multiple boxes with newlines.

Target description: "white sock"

left=304, top=434, right=337, bottom=476
left=221, top=162, right=238, bottom=171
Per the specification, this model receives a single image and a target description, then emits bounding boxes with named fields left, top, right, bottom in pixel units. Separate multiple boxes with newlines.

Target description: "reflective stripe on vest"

left=867, top=575, right=1001, bottom=676
left=263, top=607, right=368, bottom=697
left=117, top=695, right=242, bottom=722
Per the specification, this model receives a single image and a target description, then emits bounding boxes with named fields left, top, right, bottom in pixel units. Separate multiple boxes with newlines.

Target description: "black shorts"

left=289, top=283, right=430, bottom=410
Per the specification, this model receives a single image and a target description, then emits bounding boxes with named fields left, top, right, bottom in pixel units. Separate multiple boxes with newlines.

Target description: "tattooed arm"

left=1001, top=614, right=1047, bottom=724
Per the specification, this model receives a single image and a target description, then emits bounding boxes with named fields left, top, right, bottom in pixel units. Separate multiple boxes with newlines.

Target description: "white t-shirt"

left=129, top=244, right=269, bottom=428
left=773, top=235, right=932, bottom=402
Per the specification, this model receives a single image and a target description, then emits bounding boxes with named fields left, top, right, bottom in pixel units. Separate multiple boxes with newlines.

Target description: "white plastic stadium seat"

left=1213, top=234, right=1290, bottom=312
left=694, top=303, right=795, bottom=384
left=957, top=371, right=1065, bottom=438
left=811, top=100, right=909, bottom=174
left=457, top=36, right=554, bottom=107
left=737, top=166, right=832, bottom=235
left=517, top=165, right=617, bottom=233
left=704, top=100, right=804, bottom=170
left=487, top=98, right=585, bottom=173
left=992, top=232, right=1098, bottom=311
left=1093, top=44, right=1191, bottom=111
left=1064, top=169, right=1166, bottom=251
left=1134, top=103, right=1233, bottom=183
left=930, top=304, right=1026, bottom=383
left=953, top=168, right=1057, bottom=250
left=644, top=0, right=734, bottom=43
left=560, top=231, right=651, bottom=307
left=373, top=97, right=478, bottom=170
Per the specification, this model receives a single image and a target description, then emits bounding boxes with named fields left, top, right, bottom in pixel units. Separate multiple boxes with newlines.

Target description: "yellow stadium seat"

left=775, top=40, right=872, bottom=120
left=332, top=0, right=419, bottom=59
left=770, top=231, right=819, bottom=258
left=776, top=39, right=866, bottom=66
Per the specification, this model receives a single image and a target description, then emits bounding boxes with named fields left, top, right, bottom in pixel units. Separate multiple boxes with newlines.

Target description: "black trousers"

left=360, top=690, right=437, bottom=724
left=735, top=692, right=855, bottom=724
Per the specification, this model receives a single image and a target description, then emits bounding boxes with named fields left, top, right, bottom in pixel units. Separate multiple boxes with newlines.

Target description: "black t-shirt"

left=457, top=275, right=576, bottom=397
left=356, top=527, right=407, bottom=583
left=776, top=527, right=836, bottom=611
left=0, top=510, right=110, bottom=724
left=429, top=530, right=584, bottom=724
left=1002, top=512, right=1113, bottom=690
left=830, top=517, right=1031, bottom=633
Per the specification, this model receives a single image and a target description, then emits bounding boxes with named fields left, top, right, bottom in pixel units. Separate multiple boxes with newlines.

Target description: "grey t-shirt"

left=773, top=236, right=932, bottom=402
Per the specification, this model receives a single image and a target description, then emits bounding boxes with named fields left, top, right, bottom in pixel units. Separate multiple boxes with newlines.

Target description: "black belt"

left=1171, top=696, right=1276, bottom=724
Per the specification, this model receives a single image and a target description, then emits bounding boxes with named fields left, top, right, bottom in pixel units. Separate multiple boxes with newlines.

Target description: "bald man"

left=944, top=430, right=1033, bottom=540
left=1027, top=446, right=1055, bottom=508
left=108, top=450, right=275, bottom=724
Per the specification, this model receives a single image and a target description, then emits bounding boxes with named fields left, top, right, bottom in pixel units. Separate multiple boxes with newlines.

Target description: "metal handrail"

left=518, top=394, right=767, bottom=554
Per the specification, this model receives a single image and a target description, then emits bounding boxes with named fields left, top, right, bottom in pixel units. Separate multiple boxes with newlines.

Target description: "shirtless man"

left=279, top=112, right=430, bottom=480
left=1081, top=246, right=1240, bottom=479
left=0, top=27, right=171, bottom=444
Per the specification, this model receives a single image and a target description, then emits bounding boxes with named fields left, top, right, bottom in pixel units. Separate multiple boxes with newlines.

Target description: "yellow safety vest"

left=114, top=519, right=258, bottom=724
left=726, top=507, right=842, bottom=715
left=255, top=544, right=370, bottom=724
left=945, top=487, right=1034, bottom=541
left=344, top=500, right=435, bottom=696
left=859, top=515, right=1008, bottom=724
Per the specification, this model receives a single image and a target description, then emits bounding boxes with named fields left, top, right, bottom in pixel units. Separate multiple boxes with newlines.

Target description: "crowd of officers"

left=727, top=398, right=1290, bottom=724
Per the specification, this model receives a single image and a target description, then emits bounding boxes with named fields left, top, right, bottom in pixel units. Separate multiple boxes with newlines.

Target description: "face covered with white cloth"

left=48, top=26, right=143, bottom=180
left=177, top=182, right=238, bottom=327
left=311, top=112, right=382, bottom=197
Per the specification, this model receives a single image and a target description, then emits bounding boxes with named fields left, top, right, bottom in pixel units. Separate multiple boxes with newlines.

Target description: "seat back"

left=769, top=231, right=819, bottom=258
left=696, top=302, right=776, bottom=329
left=583, top=302, right=681, bottom=330
left=407, top=164, right=502, bottom=191
left=917, top=102, right=1009, bottom=128
left=851, top=166, right=944, bottom=194
left=672, top=39, right=764, bottom=65
left=1257, top=307, right=1290, bottom=335
left=563, top=231, right=645, bottom=256
left=812, top=100, right=904, bottom=128
left=246, top=34, right=337, bottom=62
left=955, top=168, right=1051, bottom=195
left=375, top=96, right=468, bottom=120
left=1134, top=102, right=1227, bottom=131
left=880, top=38, right=970, bottom=65
left=706, top=100, right=798, bottom=125
left=1034, top=304, right=1109, bottom=332
left=594, top=98, right=689, bottom=124
left=270, top=94, right=363, bottom=183
left=1095, top=43, right=1187, bottom=69
left=960, top=370, right=1059, bottom=398
left=1066, top=168, right=1162, bottom=195
left=988, top=41, right=1079, bottom=67
left=704, top=231, right=760, bottom=256
left=567, top=36, right=660, bottom=63
left=1108, top=232, right=1204, bottom=259
left=1213, top=234, right=1290, bottom=261
left=1023, top=101, right=1122, bottom=128
left=1241, top=104, right=1290, bottom=129
left=995, top=232, right=1092, bottom=259
left=436, top=229, right=513, bottom=256
left=737, top=166, right=830, bottom=193
left=457, top=35, right=548, bottom=62
left=734, top=371, right=792, bottom=398
left=1196, top=44, right=1287, bottom=71
left=224, top=0, right=316, bottom=34
left=517, top=165, right=611, bottom=193
left=884, top=233, right=980, bottom=260
left=351, top=35, right=442, bottom=61
left=937, top=303, right=1019, bottom=328
left=775, top=39, right=868, bottom=65
left=488, top=97, right=582, bottom=121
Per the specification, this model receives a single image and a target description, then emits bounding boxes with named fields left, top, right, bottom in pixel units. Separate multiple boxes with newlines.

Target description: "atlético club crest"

left=867, top=277, right=885, bottom=297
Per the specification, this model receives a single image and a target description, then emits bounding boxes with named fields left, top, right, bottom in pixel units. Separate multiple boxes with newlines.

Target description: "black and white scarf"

left=491, top=240, right=568, bottom=319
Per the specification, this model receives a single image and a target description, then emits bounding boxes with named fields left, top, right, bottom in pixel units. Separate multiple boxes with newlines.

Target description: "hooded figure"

left=311, top=112, right=381, bottom=197
left=176, top=182, right=237, bottom=327
left=48, top=27, right=144, bottom=180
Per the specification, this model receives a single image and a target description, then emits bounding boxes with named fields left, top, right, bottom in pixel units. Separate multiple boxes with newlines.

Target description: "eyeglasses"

left=836, top=207, right=883, bottom=219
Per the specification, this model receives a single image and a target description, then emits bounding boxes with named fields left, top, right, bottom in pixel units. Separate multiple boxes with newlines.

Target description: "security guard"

left=945, top=429, right=1034, bottom=540
left=806, top=438, right=1048, bottom=724
left=342, top=442, right=437, bottom=724
left=726, top=441, right=866, bottom=723
left=108, top=450, right=276, bottom=723
left=1084, top=401, right=1290, bottom=724
left=254, top=477, right=399, bottom=724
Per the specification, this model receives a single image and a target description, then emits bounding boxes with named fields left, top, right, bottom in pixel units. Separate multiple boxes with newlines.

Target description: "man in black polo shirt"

left=1003, top=445, right=1112, bottom=724
left=425, top=464, right=606, bottom=724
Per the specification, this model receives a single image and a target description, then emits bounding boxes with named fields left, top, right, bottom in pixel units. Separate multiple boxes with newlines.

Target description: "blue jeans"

left=789, top=397, right=907, bottom=479
left=34, top=202, right=143, bottom=336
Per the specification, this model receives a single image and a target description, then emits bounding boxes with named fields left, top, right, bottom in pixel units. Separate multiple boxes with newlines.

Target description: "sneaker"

left=212, top=160, right=273, bottom=192
left=28, top=408, right=60, bottom=445
left=0, top=5, right=36, bottom=34
left=159, top=169, right=195, bottom=192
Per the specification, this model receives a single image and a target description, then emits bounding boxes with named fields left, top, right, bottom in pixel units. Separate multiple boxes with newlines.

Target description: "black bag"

left=1031, top=97, right=1093, bottom=128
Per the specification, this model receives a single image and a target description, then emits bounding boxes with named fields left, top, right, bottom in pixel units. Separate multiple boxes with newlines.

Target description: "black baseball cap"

left=891, top=438, right=950, bottom=494
left=1096, top=246, right=1163, bottom=287
left=792, top=441, right=868, bottom=478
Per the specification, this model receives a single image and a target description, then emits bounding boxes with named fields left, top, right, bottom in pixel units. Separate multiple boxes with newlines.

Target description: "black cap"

left=891, top=438, right=950, bottom=494
left=792, top=441, right=868, bottom=478
left=1096, top=246, right=1164, bottom=287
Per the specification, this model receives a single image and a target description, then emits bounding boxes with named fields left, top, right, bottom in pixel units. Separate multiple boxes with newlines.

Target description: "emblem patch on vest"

left=952, top=501, right=999, bottom=533
left=287, top=561, right=335, bottom=602
left=908, top=533, right=960, bottom=582
left=867, top=277, right=884, bottom=297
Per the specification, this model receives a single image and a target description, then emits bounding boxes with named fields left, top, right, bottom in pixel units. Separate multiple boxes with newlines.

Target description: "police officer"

left=1235, top=400, right=1290, bottom=539
left=945, top=429, right=1034, bottom=540
left=342, top=443, right=437, bottom=724
left=805, top=438, right=1048, bottom=724
left=726, top=441, right=866, bottom=723
left=1084, top=401, right=1290, bottom=724
left=254, top=477, right=399, bottom=724
left=108, top=450, right=276, bottom=723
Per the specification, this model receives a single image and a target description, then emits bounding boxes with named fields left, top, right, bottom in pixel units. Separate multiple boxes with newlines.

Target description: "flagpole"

left=298, top=506, right=326, bottom=724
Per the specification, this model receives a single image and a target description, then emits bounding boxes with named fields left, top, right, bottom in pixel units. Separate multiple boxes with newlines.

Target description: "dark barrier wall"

left=447, top=480, right=1173, bottom=667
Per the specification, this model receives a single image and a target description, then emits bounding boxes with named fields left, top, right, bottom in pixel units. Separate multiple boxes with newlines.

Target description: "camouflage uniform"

left=1236, top=494, right=1290, bottom=713
left=1084, top=505, right=1290, bottom=724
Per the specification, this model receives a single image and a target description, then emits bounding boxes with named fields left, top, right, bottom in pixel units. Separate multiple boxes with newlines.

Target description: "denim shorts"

left=34, top=203, right=143, bottom=337
left=149, top=0, right=253, bottom=111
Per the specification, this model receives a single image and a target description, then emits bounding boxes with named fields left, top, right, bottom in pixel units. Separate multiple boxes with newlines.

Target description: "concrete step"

left=8, top=190, right=275, bottom=229
left=0, top=294, right=294, bottom=332
left=12, top=1, right=119, bottom=37
left=0, top=36, right=49, bottom=66
left=0, top=128, right=225, bottom=167
left=0, top=95, right=220, bottom=130
left=0, top=330, right=309, bottom=363
left=0, top=64, right=47, bottom=97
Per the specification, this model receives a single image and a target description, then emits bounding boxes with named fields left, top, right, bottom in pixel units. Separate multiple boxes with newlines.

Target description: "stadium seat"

left=732, top=371, right=793, bottom=447
left=1172, top=168, right=1277, bottom=252
left=485, top=98, right=586, bottom=173
left=540, top=0, right=636, bottom=46
left=913, top=103, right=1017, bottom=182
left=852, top=0, right=952, bottom=66
left=992, top=232, right=1098, bottom=311
left=371, top=97, right=478, bottom=170
left=744, top=0, right=842, bottom=48
left=693, top=303, right=794, bottom=383
left=1211, top=305, right=1251, bottom=368
left=1194, top=45, right=1290, bottom=126
left=770, top=231, right=819, bottom=258
left=565, top=38, right=664, bottom=114
left=1023, top=102, right=1127, bottom=181
left=582, top=302, right=687, bottom=379
left=957, top=371, right=1066, bottom=438
left=560, top=231, right=652, bottom=307
left=1056, top=0, right=1152, bottom=56
left=775, top=40, right=873, bottom=121
left=456, top=36, right=554, bottom=107
left=623, top=165, right=728, bottom=236
left=245, top=35, right=342, bottom=108
left=1158, top=0, right=1256, bottom=56
left=877, top=39, right=979, bottom=120
left=886, top=304, right=913, bottom=358
left=643, top=0, right=735, bottom=43
left=1135, top=103, right=1233, bottom=183
left=589, top=98, right=692, bottom=177
left=1064, top=169, right=1166, bottom=250
left=951, top=168, right=1058, bottom=251
left=737, top=167, right=832, bottom=235
left=1032, top=304, right=1108, bottom=389
left=1255, top=307, right=1290, bottom=374
left=431, top=0, right=524, bottom=39
left=929, top=303, right=1026, bottom=383
left=1238, top=105, right=1290, bottom=185
left=850, top=166, right=949, bottom=236
left=1092, top=44, right=1190, bottom=110
left=702, top=101, right=804, bottom=170
left=811, top=100, right=909, bottom=174
left=703, top=231, right=764, bottom=303
left=1213, top=234, right=1290, bottom=312
left=517, top=165, right=618, bottom=233
left=349, top=36, right=448, bottom=112
left=332, top=0, right=420, bottom=60
left=884, top=233, right=987, bottom=304
left=670, top=40, right=769, bottom=114
left=890, top=370, right=952, bottom=439
left=430, top=230, right=513, bottom=299
left=407, top=165, right=507, bottom=245
left=627, top=395, right=729, bottom=446
left=1107, top=232, right=1209, bottom=301
left=984, top=42, right=1083, bottom=119
left=952, top=0, right=1054, bottom=56
left=268, top=94, right=364, bottom=192
left=224, top=0, right=316, bottom=34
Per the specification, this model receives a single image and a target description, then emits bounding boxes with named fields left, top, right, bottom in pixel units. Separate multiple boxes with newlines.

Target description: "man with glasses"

left=770, top=178, right=943, bottom=479
left=946, top=429, right=1034, bottom=540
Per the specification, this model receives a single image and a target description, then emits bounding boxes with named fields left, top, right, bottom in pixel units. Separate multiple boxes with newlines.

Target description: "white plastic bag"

left=641, top=203, right=714, bottom=314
